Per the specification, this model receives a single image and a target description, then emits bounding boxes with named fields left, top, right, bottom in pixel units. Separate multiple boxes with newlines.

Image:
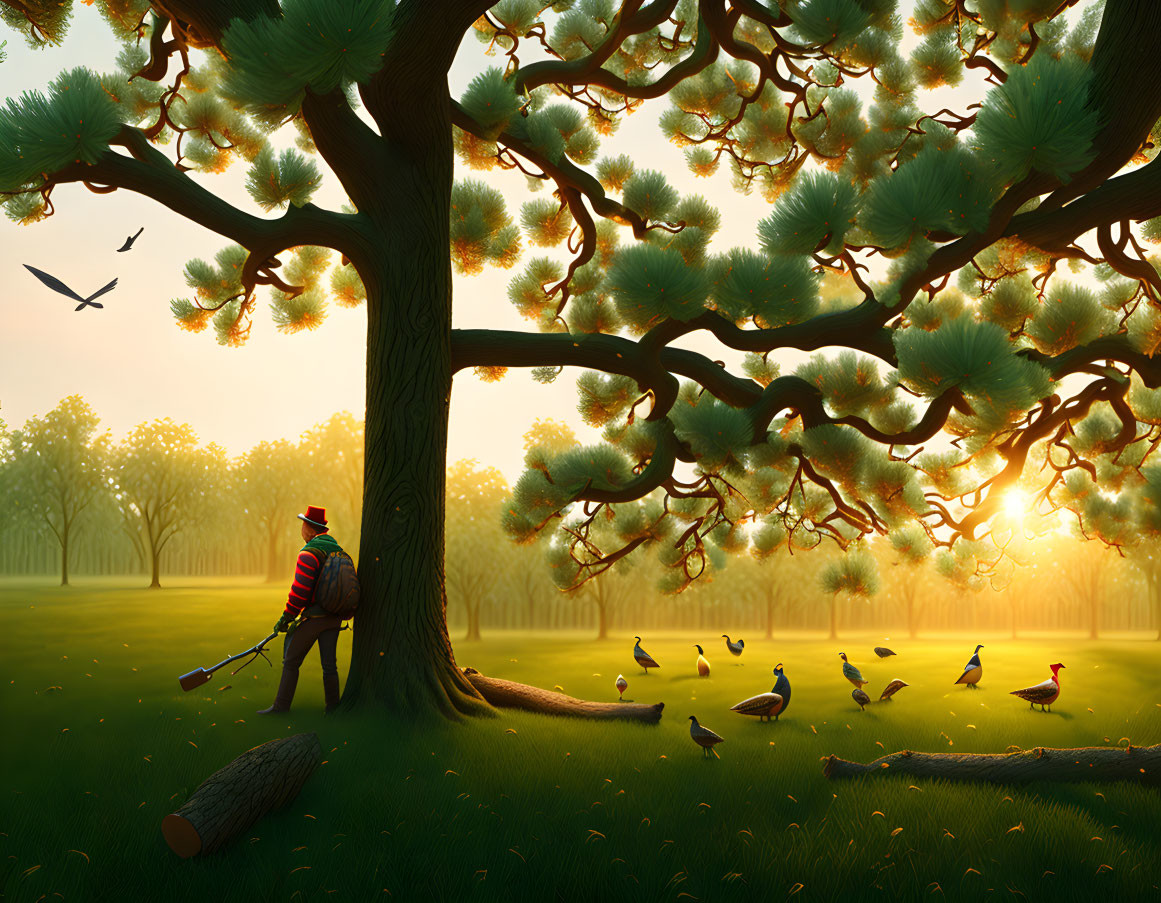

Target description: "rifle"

left=178, top=631, right=279, bottom=692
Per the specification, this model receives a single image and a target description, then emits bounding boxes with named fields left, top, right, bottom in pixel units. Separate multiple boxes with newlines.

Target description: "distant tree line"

left=2, top=399, right=1158, bottom=639
left=0, top=396, right=362, bottom=587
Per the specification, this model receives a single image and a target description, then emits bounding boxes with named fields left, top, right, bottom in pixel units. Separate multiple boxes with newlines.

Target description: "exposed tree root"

left=462, top=668, right=664, bottom=723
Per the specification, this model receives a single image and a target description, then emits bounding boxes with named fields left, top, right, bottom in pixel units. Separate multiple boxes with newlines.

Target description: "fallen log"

left=162, top=732, right=322, bottom=858
left=822, top=743, right=1160, bottom=787
left=463, top=668, right=663, bottom=723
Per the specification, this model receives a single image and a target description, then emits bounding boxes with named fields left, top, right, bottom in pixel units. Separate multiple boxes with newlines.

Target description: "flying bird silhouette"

left=24, top=265, right=117, bottom=311
left=116, top=227, right=144, bottom=252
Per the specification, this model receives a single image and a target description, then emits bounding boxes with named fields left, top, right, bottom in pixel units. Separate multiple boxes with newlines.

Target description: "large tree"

left=7, top=0, right=1161, bottom=718
left=235, top=438, right=306, bottom=581
left=4, top=396, right=109, bottom=586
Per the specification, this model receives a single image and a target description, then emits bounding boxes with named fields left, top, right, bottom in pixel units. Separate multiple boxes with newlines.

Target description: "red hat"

left=297, top=506, right=328, bottom=529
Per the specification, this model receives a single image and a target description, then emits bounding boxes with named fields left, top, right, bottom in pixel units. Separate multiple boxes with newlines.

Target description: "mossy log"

left=822, top=744, right=1161, bottom=787
left=162, top=733, right=322, bottom=858
left=462, top=668, right=663, bottom=723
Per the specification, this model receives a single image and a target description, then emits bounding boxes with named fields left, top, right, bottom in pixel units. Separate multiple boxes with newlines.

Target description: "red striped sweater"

left=284, top=533, right=341, bottom=617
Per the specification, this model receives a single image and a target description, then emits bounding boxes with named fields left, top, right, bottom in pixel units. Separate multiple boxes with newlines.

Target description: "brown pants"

left=283, top=615, right=344, bottom=677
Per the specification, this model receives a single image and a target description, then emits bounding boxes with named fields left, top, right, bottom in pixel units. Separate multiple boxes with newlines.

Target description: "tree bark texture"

left=339, top=97, right=488, bottom=719
left=822, top=744, right=1160, bottom=787
left=462, top=669, right=664, bottom=723
left=161, top=733, right=322, bottom=858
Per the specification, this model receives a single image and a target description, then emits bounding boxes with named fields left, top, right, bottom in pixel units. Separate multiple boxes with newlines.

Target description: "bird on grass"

left=874, top=646, right=896, bottom=659
left=1010, top=663, right=1064, bottom=712
left=615, top=674, right=628, bottom=700
left=116, top=227, right=144, bottom=252
left=879, top=679, right=909, bottom=701
left=633, top=637, right=660, bottom=675
left=852, top=687, right=871, bottom=711
left=689, top=716, right=725, bottom=758
left=729, top=687, right=785, bottom=722
left=839, top=653, right=868, bottom=688
left=954, top=644, right=985, bottom=689
left=24, top=265, right=117, bottom=311
left=722, top=635, right=745, bottom=658
left=771, top=664, right=792, bottom=716
left=694, top=644, right=711, bottom=678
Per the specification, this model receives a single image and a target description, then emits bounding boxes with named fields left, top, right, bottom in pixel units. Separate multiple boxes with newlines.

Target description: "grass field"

left=2, top=578, right=1159, bottom=903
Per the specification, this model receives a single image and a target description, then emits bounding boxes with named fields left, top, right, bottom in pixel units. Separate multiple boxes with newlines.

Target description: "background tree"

left=446, top=459, right=510, bottom=642
left=4, top=396, right=109, bottom=586
left=1126, top=546, right=1161, bottom=640
left=888, top=526, right=934, bottom=639
left=9, top=0, right=1161, bottom=717
left=820, top=548, right=878, bottom=641
left=112, top=419, right=213, bottom=588
left=299, top=412, right=364, bottom=558
left=235, top=438, right=305, bottom=581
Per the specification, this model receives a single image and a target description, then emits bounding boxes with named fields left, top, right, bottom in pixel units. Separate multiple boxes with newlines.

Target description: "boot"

left=257, top=669, right=298, bottom=714
left=322, top=673, right=342, bottom=714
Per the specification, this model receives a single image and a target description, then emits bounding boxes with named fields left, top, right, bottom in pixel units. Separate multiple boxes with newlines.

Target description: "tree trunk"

left=162, top=733, right=322, bottom=858
left=266, top=524, right=281, bottom=583
left=907, top=592, right=917, bottom=640
left=596, top=599, right=608, bottom=640
left=828, top=595, right=838, bottom=640
left=339, top=109, right=488, bottom=719
left=463, top=669, right=663, bottom=722
left=150, top=547, right=162, bottom=589
left=60, top=526, right=69, bottom=587
left=1089, top=596, right=1100, bottom=640
left=765, top=594, right=774, bottom=639
left=822, top=744, right=1160, bottom=787
left=465, top=600, right=481, bottom=642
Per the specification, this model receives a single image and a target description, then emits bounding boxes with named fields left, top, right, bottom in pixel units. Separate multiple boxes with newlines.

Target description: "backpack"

left=312, top=549, right=360, bottom=618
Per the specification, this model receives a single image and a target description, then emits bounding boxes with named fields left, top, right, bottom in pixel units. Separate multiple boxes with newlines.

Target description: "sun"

left=1003, top=489, right=1028, bottom=523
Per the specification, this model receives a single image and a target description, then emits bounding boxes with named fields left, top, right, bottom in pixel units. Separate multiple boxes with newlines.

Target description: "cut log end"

left=463, top=668, right=663, bottom=723
left=161, top=813, right=202, bottom=859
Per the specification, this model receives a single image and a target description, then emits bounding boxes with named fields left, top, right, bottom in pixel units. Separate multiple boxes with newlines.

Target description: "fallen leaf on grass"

left=1007, top=823, right=1024, bottom=834
left=21, top=865, right=41, bottom=877
left=66, top=850, right=89, bottom=863
left=788, top=883, right=805, bottom=895
left=290, top=866, right=311, bottom=874
left=964, top=868, right=980, bottom=877
left=890, top=828, right=903, bottom=837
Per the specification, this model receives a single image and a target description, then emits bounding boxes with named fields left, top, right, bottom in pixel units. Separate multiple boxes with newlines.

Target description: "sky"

left=0, top=2, right=1090, bottom=485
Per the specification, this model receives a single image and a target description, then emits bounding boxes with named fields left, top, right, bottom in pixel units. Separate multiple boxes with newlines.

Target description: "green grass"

left=1, top=579, right=1159, bottom=902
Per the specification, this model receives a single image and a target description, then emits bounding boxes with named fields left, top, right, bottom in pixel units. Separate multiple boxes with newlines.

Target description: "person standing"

left=258, top=506, right=348, bottom=715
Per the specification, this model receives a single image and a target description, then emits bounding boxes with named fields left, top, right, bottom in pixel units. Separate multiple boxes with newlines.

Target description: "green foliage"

left=894, top=316, right=1052, bottom=413
left=800, top=424, right=873, bottom=487
left=622, top=169, right=679, bottom=222
left=450, top=179, right=521, bottom=275
left=596, top=154, right=634, bottom=192
left=245, top=147, right=322, bottom=210
left=978, top=275, right=1038, bottom=332
left=758, top=171, right=862, bottom=256
left=741, top=353, right=780, bottom=387
left=910, top=25, right=962, bottom=88
left=820, top=549, right=879, bottom=596
left=460, top=67, right=521, bottom=138
left=973, top=55, right=1099, bottom=187
left=271, top=246, right=333, bottom=333
left=1026, top=283, right=1114, bottom=356
left=860, top=144, right=995, bottom=248
left=708, top=250, right=819, bottom=328
left=330, top=265, right=366, bottom=308
left=788, top=0, right=872, bottom=48
left=508, top=110, right=566, bottom=163
left=221, top=0, right=396, bottom=110
left=0, top=68, right=121, bottom=192
left=508, top=257, right=564, bottom=321
left=608, top=243, right=711, bottom=332
left=576, top=373, right=637, bottom=427
left=520, top=198, right=574, bottom=247
left=890, top=524, right=933, bottom=564
left=669, top=393, right=754, bottom=473
left=795, top=351, right=893, bottom=417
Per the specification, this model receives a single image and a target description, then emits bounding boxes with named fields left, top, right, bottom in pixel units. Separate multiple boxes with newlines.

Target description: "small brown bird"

left=852, top=687, right=871, bottom=711
left=1010, top=663, right=1064, bottom=711
left=689, top=716, right=725, bottom=757
left=694, top=644, right=711, bottom=678
left=729, top=692, right=785, bottom=722
left=615, top=674, right=628, bottom=700
left=874, top=646, right=896, bottom=659
left=840, top=652, right=868, bottom=688
left=879, top=679, right=909, bottom=701
left=633, top=637, right=660, bottom=675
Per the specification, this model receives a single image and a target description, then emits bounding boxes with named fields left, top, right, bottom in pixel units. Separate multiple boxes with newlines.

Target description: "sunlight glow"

left=1003, top=490, right=1028, bottom=523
